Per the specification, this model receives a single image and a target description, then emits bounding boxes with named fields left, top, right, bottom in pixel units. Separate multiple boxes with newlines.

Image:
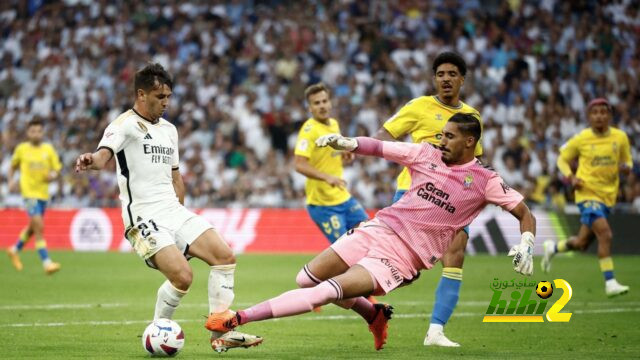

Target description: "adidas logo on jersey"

left=144, top=133, right=153, bottom=140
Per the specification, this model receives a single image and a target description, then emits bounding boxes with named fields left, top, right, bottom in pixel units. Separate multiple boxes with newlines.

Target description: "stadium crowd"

left=1, top=0, right=639, bottom=212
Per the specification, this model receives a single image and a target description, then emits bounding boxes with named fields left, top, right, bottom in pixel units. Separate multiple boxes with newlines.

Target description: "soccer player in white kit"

left=75, top=63, right=262, bottom=353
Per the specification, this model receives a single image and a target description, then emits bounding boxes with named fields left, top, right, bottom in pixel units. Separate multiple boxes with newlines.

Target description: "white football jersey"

left=98, top=109, right=181, bottom=228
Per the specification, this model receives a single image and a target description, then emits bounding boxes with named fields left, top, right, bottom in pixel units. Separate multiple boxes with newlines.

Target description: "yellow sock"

left=442, top=267, right=463, bottom=281
left=14, top=229, right=31, bottom=251
left=556, top=240, right=568, bottom=253
left=599, top=257, right=614, bottom=281
left=19, top=229, right=30, bottom=242
left=35, top=239, right=51, bottom=262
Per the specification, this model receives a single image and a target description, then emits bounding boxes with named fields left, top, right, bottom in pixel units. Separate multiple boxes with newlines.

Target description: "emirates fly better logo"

left=482, top=279, right=573, bottom=323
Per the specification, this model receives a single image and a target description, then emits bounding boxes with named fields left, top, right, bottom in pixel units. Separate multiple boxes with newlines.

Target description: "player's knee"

left=31, top=223, right=43, bottom=235
left=30, top=218, right=43, bottom=231
left=214, top=251, right=236, bottom=265
left=171, top=268, right=193, bottom=291
left=296, top=267, right=317, bottom=288
left=311, top=281, right=341, bottom=306
left=574, top=241, right=589, bottom=251
left=596, top=229, right=613, bottom=244
left=442, top=248, right=465, bottom=268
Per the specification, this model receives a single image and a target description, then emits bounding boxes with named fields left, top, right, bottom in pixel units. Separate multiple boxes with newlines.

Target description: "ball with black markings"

left=536, top=281, right=553, bottom=299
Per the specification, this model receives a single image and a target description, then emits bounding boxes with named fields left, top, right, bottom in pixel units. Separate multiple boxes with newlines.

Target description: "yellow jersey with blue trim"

left=557, top=127, right=632, bottom=207
left=11, top=142, right=62, bottom=200
left=383, top=95, right=483, bottom=191
left=294, top=117, right=351, bottom=206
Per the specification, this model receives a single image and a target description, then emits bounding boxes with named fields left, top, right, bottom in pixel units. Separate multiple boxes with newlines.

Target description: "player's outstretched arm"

left=509, top=201, right=536, bottom=235
left=316, top=134, right=424, bottom=167
left=315, top=134, right=358, bottom=151
left=294, top=155, right=346, bottom=188
left=373, top=127, right=398, bottom=141
left=507, top=201, right=537, bottom=276
left=75, top=148, right=113, bottom=173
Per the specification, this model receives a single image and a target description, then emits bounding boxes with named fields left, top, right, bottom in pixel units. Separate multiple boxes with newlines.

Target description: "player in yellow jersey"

left=542, top=98, right=632, bottom=297
left=294, top=83, right=369, bottom=243
left=7, top=119, right=62, bottom=274
left=375, top=52, right=481, bottom=347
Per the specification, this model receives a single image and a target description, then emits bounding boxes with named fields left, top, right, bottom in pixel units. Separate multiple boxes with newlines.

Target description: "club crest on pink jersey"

left=464, top=174, right=474, bottom=188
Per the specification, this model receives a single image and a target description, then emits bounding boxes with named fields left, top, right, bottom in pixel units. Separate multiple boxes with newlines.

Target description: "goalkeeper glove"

left=315, top=134, right=358, bottom=151
left=508, top=232, right=535, bottom=276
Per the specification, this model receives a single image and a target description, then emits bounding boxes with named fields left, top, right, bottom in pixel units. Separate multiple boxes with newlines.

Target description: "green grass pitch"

left=2, top=252, right=639, bottom=359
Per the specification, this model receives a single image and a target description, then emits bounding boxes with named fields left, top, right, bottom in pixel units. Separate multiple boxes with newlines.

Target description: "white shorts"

left=124, top=206, right=213, bottom=269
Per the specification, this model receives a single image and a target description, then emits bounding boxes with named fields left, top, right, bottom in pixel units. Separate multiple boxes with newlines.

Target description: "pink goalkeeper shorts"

left=330, top=218, right=423, bottom=295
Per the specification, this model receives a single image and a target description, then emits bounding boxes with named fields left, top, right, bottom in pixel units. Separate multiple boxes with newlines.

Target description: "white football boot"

left=605, top=279, right=629, bottom=297
left=424, top=328, right=460, bottom=347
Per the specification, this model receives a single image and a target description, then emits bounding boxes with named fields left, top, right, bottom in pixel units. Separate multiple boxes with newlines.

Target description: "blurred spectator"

left=0, top=0, right=639, bottom=211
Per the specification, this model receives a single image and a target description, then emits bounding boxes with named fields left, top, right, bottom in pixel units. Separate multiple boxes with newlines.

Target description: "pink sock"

left=239, top=281, right=341, bottom=324
left=297, top=265, right=375, bottom=322
left=237, top=301, right=272, bottom=325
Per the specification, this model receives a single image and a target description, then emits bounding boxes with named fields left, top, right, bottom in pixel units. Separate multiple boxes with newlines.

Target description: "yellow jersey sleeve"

left=11, top=143, right=23, bottom=168
left=619, top=131, right=633, bottom=168
left=46, top=144, right=62, bottom=172
left=294, top=121, right=315, bottom=158
left=557, top=134, right=581, bottom=177
left=383, top=98, right=424, bottom=139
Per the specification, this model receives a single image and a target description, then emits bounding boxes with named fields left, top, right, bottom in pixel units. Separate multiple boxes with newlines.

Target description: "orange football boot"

left=368, top=304, right=393, bottom=350
left=205, top=310, right=239, bottom=333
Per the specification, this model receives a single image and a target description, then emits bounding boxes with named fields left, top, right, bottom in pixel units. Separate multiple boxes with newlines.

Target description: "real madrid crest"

left=137, top=121, right=148, bottom=133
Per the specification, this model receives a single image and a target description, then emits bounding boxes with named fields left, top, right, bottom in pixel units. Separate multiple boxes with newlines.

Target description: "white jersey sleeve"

left=98, top=118, right=131, bottom=155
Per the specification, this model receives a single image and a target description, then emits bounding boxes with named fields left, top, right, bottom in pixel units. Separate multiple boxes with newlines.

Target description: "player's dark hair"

left=27, top=118, right=44, bottom=128
left=432, top=52, right=467, bottom=76
left=449, top=113, right=481, bottom=142
left=134, top=63, right=173, bottom=94
left=304, top=83, right=330, bottom=101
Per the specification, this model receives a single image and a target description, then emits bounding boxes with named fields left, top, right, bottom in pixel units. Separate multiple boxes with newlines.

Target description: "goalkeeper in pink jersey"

left=205, top=113, right=536, bottom=350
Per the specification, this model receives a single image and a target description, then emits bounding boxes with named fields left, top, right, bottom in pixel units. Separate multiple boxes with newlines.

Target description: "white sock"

left=209, top=264, right=236, bottom=312
left=209, top=264, right=236, bottom=339
left=428, top=323, right=444, bottom=333
left=154, top=280, right=188, bottom=320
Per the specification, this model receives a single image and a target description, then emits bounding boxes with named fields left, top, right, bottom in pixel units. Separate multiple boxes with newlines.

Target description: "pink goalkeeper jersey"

left=354, top=137, right=523, bottom=269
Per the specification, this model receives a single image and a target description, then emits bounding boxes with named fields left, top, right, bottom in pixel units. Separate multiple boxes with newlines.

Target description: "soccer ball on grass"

left=142, top=319, right=185, bottom=357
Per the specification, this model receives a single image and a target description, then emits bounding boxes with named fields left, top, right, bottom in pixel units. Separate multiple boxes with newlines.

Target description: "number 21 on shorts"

left=126, top=218, right=159, bottom=258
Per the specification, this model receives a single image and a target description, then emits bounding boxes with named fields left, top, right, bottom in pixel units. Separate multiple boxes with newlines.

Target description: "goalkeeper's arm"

left=315, top=134, right=426, bottom=167
left=507, top=201, right=537, bottom=276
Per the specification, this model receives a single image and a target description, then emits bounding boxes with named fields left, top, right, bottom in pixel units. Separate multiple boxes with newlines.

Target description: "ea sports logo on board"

left=70, top=209, right=113, bottom=251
